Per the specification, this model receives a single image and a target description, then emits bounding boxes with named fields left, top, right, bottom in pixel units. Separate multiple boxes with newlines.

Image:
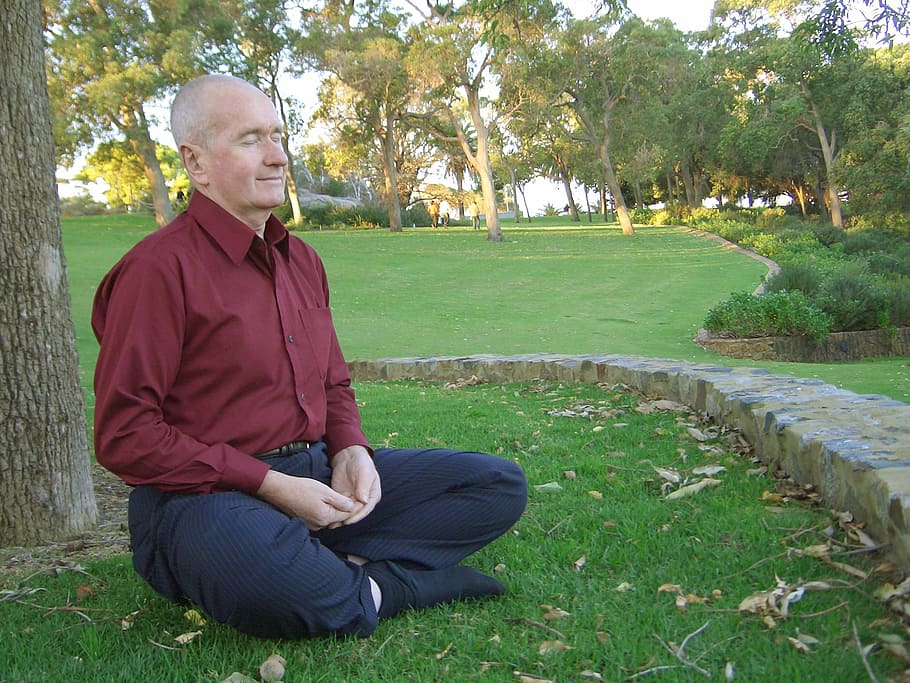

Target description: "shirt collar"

left=187, top=193, right=289, bottom=265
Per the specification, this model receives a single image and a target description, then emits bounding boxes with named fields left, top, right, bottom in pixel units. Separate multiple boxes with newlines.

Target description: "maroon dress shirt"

left=92, top=193, right=370, bottom=494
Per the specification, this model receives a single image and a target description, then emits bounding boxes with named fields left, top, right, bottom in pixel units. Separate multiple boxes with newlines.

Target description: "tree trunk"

left=285, top=167, right=303, bottom=226
left=801, top=80, right=843, bottom=228
left=379, top=114, right=403, bottom=232
left=680, top=157, right=700, bottom=209
left=517, top=183, right=532, bottom=223
left=463, top=86, right=502, bottom=241
left=122, top=108, right=174, bottom=228
left=600, top=143, right=634, bottom=235
left=632, top=179, right=643, bottom=209
left=559, top=168, right=579, bottom=221
left=0, top=0, right=97, bottom=546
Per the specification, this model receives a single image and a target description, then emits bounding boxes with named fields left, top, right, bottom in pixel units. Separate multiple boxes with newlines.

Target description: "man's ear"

left=180, top=143, right=208, bottom=187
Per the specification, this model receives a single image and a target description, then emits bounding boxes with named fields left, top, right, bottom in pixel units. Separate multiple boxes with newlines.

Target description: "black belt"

left=254, top=441, right=314, bottom=458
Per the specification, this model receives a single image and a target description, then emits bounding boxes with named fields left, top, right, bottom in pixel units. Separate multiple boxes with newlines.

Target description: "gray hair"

left=170, top=74, right=261, bottom=148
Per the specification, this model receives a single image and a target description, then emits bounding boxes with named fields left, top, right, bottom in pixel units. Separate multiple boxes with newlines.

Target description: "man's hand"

left=330, top=445, right=381, bottom=527
left=256, top=469, right=357, bottom=531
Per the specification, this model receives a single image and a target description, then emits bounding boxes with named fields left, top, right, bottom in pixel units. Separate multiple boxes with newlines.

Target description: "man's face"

left=187, top=84, right=288, bottom=229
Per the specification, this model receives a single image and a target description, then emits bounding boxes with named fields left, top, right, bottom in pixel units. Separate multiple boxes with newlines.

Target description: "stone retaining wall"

left=695, top=327, right=910, bottom=363
left=349, top=353, right=910, bottom=568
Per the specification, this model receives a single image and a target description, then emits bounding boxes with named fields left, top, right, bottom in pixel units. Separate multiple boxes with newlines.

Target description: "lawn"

left=60, top=214, right=910, bottom=403
left=4, top=380, right=909, bottom=681
left=1, top=214, right=907, bottom=681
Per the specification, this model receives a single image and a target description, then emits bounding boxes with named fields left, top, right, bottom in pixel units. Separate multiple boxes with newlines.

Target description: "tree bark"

left=0, top=0, right=97, bottom=546
left=559, top=166, right=579, bottom=221
left=379, top=112, right=403, bottom=232
left=463, top=86, right=502, bottom=242
left=800, top=79, right=843, bottom=228
left=121, top=108, right=174, bottom=228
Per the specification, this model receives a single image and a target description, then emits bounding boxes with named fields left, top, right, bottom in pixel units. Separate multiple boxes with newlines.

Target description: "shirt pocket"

left=298, top=307, right=334, bottom=381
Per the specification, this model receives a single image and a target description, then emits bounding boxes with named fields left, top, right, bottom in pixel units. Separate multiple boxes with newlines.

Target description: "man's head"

left=170, top=74, right=288, bottom=232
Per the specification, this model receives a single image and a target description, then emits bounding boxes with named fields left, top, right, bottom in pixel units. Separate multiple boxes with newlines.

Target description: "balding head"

left=170, top=74, right=266, bottom=149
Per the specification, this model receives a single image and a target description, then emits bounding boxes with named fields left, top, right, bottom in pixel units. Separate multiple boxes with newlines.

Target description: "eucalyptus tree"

left=2, top=0, right=97, bottom=545
left=299, top=1, right=417, bottom=230
left=544, top=15, right=678, bottom=235
left=310, top=75, right=437, bottom=213
left=831, top=44, right=910, bottom=217
left=45, top=0, right=240, bottom=226
left=402, top=0, right=562, bottom=241
left=76, top=140, right=186, bottom=211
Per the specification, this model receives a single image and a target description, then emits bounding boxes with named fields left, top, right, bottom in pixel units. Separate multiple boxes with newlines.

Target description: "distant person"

left=91, top=74, right=527, bottom=640
left=427, top=200, right=440, bottom=228
left=468, top=201, right=481, bottom=230
left=439, top=199, right=451, bottom=228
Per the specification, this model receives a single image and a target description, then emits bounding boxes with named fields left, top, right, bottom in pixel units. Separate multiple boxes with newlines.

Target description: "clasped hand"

left=256, top=445, right=381, bottom=530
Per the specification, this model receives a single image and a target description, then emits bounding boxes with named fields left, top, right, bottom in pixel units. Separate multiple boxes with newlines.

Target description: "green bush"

left=764, top=263, right=824, bottom=296
left=704, top=290, right=833, bottom=342
left=59, top=194, right=109, bottom=216
left=754, top=207, right=788, bottom=229
left=630, top=207, right=654, bottom=225
left=882, top=278, right=910, bottom=328
left=704, top=220, right=756, bottom=244
left=301, top=205, right=388, bottom=230
left=843, top=228, right=899, bottom=255
left=813, top=272, right=888, bottom=332
left=809, top=223, right=846, bottom=247
left=403, top=203, right=431, bottom=227
left=866, top=247, right=910, bottom=278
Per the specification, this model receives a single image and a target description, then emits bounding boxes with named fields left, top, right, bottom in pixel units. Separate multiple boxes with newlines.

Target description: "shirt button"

left=299, top=393, right=306, bottom=402
left=287, top=335, right=295, bottom=343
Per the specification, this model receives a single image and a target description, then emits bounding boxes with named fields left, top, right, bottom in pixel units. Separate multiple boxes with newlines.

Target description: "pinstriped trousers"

left=127, top=443, right=527, bottom=639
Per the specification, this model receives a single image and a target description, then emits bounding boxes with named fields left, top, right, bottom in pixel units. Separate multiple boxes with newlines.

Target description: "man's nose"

left=267, top=139, right=288, bottom=165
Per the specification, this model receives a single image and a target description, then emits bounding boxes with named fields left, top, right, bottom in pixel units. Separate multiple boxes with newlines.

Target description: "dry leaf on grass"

left=539, top=639, right=574, bottom=655
left=184, top=608, right=206, bottom=626
left=174, top=630, right=203, bottom=645
left=636, top=399, right=690, bottom=414
left=534, top=482, right=563, bottom=492
left=651, top=465, right=681, bottom=484
left=665, top=478, right=722, bottom=501
left=259, top=653, right=286, bottom=682
left=540, top=604, right=571, bottom=620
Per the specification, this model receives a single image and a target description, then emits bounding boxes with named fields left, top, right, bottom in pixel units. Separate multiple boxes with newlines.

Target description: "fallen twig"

left=148, top=638, right=182, bottom=651
left=505, top=617, right=566, bottom=640
left=648, top=621, right=712, bottom=678
left=853, top=620, right=881, bottom=683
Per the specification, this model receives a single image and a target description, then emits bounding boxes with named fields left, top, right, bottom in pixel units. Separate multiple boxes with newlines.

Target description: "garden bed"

left=694, top=326, right=910, bottom=362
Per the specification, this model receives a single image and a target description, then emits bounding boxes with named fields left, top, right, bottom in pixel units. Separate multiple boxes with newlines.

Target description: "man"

left=92, top=74, right=527, bottom=639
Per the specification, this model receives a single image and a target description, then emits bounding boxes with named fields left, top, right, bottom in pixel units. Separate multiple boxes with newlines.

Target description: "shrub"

left=704, top=290, right=833, bottom=342
left=882, top=279, right=910, bottom=328
left=866, top=247, right=910, bottom=278
left=809, top=223, right=846, bottom=247
left=764, top=264, right=824, bottom=296
left=706, top=220, right=756, bottom=244
left=403, top=203, right=430, bottom=227
left=301, top=204, right=388, bottom=230
left=813, top=273, right=888, bottom=332
left=843, top=228, right=898, bottom=255
left=754, top=207, right=788, bottom=229
left=59, top=194, right=108, bottom=216
left=630, top=207, right=654, bottom=225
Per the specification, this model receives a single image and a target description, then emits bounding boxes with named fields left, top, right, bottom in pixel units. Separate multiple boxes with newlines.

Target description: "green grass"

left=61, top=214, right=909, bottom=403
left=2, top=381, right=906, bottom=681
left=3, top=213, right=906, bottom=681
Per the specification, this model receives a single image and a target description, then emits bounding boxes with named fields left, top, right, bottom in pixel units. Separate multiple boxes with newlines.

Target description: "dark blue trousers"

left=127, top=443, right=527, bottom=639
